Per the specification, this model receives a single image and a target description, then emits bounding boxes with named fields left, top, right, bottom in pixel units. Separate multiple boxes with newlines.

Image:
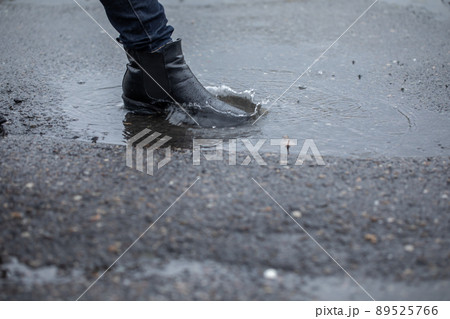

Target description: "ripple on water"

left=257, top=84, right=422, bottom=156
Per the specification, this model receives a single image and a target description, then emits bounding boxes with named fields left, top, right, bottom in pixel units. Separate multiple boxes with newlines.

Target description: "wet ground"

left=0, top=0, right=449, bottom=300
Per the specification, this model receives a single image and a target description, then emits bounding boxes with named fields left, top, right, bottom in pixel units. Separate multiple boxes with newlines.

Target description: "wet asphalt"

left=0, top=0, right=449, bottom=300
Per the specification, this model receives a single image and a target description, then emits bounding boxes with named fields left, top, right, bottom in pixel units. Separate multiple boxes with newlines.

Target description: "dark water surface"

left=61, top=71, right=449, bottom=157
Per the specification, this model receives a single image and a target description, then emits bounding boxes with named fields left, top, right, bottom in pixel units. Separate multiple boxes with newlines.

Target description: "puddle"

left=59, top=73, right=450, bottom=157
left=1, top=257, right=83, bottom=288
left=300, top=275, right=450, bottom=301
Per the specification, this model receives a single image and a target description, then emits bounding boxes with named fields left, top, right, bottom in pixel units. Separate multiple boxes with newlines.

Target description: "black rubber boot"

left=122, top=39, right=254, bottom=127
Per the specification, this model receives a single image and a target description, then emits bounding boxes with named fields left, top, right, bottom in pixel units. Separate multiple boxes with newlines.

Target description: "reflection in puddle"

left=122, top=85, right=262, bottom=149
left=122, top=86, right=261, bottom=129
left=123, top=112, right=192, bottom=149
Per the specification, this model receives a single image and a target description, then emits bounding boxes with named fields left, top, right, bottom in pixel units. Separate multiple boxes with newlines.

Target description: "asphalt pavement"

left=0, top=0, right=449, bottom=300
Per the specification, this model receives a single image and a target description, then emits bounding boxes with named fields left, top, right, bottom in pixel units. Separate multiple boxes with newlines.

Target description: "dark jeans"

left=99, top=0, right=174, bottom=51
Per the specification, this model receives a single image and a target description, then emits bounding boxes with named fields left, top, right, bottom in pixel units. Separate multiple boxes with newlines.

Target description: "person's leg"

left=99, top=0, right=173, bottom=51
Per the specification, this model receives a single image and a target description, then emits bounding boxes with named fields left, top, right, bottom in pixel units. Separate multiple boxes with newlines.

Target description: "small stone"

left=21, top=232, right=31, bottom=238
left=385, top=234, right=394, bottom=241
left=73, top=195, right=82, bottom=201
left=364, top=233, right=377, bottom=244
left=441, top=194, right=448, bottom=199
left=423, top=189, right=429, bottom=194
left=292, top=211, right=302, bottom=218
left=10, top=212, right=22, bottom=219
left=404, top=244, right=414, bottom=252
left=96, top=208, right=106, bottom=215
left=402, top=268, right=414, bottom=276
left=263, top=268, right=277, bottom=280
left=29, top=260, right=42, bottom=267
left=89, top=214, right=101, bottom=222
left=387, top=217, right=395, bottom=223
left=25, top=182, right=34, bottom=189
left=112, top=275, right=121, bottom=284
left=108, top=242, right=121, bottom=254
left=68, top=226, right=80, bottom=233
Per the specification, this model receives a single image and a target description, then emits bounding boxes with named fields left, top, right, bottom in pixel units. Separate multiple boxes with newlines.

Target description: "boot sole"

left=122, top=95, right=169, bottom=114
